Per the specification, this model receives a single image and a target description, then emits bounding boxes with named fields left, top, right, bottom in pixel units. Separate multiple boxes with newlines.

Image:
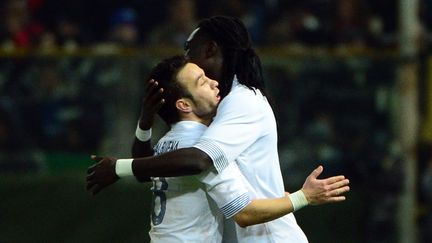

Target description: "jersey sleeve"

left=199, top=162, right=252, bottom=219
left=193, top=88, right=265, bottom=172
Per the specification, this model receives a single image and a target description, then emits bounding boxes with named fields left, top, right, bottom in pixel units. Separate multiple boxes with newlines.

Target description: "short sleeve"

left=199, top=162, right=252, bottom=218
left=193, top=88, right=265, bottom=172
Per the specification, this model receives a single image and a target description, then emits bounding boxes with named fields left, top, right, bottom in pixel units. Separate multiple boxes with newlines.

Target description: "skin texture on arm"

left=232, top=166, right=350, bottom=228
left=234, top=196, right=294, bottom=228
left=86, top=148, right=212, bottom=195
left=130, top=79, right=164, bottom=181
left=131, top=139, right=153, bottom=182
left=132, top=147, right=212, bottom=177
left=132, top=139, right=153, bottom=157
left=132, top=79, right=164, bottom=157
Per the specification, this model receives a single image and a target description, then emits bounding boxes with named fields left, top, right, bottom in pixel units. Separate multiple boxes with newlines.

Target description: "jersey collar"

left=171, top=120, right=207, bottom=133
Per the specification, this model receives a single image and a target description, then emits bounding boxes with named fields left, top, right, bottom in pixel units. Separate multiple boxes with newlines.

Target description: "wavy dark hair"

left=147, top=55, right=191, bottom=125
left=194, top=16, right=267, bottom=98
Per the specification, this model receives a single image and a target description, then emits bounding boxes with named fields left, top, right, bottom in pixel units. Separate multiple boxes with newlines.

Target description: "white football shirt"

left=149, top=121, right=251, bottom=243
left=194, top=78, right=309, bottom=242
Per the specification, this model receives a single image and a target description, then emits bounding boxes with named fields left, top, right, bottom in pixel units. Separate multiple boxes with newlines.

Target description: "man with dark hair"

left=90, top=55, right=348, bottom=242
left=87, top=16, right=349, bottom=242
left=135, top=55, right=227, bottom=242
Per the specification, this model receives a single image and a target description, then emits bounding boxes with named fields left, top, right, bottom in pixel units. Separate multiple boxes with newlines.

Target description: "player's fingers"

left=309, top=165, right=323, bottom=179
left=144, top=80, right=162, bottom=98
left=327, top=179, right=350, bottom=190
left=145, top=79, right=158, bottom=93
left=87, top=164, right=97, bottom=174
left=326, top=196, right=346, bottom=203
left=153, top=98, right=165, bottom=111
left=145, top=87, right=164, bottom=105
left=328, top=186, right=350, bottom=197
left=86, top=180, right=96, bottom=191
left=144, top=97, right=165, bottom=116
left=91, top=184, right=102, bottom=195
left=86, top=171, right=95, bottom=181
left=91, top=155, right=104, bottom=162
left=322, top=175, right=346, bottom=185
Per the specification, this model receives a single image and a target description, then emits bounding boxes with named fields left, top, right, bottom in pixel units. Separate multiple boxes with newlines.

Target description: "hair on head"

left=147, top=55, right=190, bottom=125
left=196, top=16, right=266, bottom=98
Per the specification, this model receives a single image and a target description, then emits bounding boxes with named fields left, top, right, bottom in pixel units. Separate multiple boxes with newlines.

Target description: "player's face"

left=184, top=28, right=213, bottom=79
left=184, top=28, right=202, bottom=64
left=176, top=63, right=220, bottom=119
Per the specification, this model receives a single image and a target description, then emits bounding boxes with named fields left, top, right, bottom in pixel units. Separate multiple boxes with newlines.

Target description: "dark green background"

left=0, top=154, right=365, bottom=243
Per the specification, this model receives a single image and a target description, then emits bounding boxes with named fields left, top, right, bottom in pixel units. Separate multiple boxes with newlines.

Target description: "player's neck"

left=180, top=114, right=211, bottom=126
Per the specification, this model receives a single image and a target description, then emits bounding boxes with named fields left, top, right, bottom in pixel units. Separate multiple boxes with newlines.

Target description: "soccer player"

left=128, top=55, right=348, bottom=242
left=87, top=16, right=349, bottom=242
left=142, top=55, right=241, bottom=242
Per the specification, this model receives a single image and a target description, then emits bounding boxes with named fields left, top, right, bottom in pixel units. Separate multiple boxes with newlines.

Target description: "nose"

left=211, top=79, right=218, bottom=89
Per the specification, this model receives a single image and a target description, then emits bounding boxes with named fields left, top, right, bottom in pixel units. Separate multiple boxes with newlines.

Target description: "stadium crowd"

left=1, top=0, right=431, bottom=50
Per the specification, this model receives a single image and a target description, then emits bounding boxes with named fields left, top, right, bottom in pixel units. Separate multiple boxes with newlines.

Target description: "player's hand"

left=86, top=155, right=119, bottom=195
left=301, top=165, right=350, bottom=205
left=139, top=79, right=164, bottom=129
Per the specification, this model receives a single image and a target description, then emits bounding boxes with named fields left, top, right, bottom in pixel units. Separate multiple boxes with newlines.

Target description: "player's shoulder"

left=219, top=85, right=267, bottom=114
left=228, top=83, right=257, bottom=96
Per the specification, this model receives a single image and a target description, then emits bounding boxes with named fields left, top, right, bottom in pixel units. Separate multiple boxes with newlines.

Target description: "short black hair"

left=147, top=55, right=190, bottom=125
left=195, top=16, right=266, bottom=98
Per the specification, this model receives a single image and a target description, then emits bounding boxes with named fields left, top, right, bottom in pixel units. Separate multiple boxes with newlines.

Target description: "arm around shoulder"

left=131, top=147, right=213, bottom=177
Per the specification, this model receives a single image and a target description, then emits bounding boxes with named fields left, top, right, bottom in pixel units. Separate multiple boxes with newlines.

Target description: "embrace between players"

left=86, top=16, right=350, bottom=243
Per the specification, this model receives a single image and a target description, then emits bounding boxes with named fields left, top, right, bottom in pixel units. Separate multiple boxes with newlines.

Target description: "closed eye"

left=199, top=77, right=206, bottom=86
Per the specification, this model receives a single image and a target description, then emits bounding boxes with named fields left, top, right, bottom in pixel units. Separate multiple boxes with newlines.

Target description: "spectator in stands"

left=0, top=0, right=50, bottom=49
left=148, top=0, right=196, bottom=46
left=266, top=6, right=326, bottom=47
left=55, top=17, right=84, bottom=50
left=0, top=99, right=45, bottom=172
left=107, top=7, right=139, bottom=47
left=332, top=0, right=367, bottom=47
left=203, top=0, right=268, bottom=44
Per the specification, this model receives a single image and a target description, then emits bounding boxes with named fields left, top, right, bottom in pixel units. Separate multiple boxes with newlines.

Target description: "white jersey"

left=149, top=121, right=251, bottom=243
left=194, top=78, right=309, bottom=243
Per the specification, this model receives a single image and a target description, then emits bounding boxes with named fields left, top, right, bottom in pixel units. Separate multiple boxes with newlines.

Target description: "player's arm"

left=86, top=149, right=212, bottom=195
left=131, top=118, right=155, bottom=183
left=131, top=79, right=164, bottom=158
left=233, top=166, right=350, bottom=228
left=131, top=78, right=211, bottom=176
left=132, top=134, right=153, bottom=157
left=234, top=196, right=293, bottom=228
left=202, top=164, right=349, bottom=228
left=132, top=147, right=212, bottom=176
left=131, top=79, right=166, bottom=182
left=131, top=129, right=153, bottom=182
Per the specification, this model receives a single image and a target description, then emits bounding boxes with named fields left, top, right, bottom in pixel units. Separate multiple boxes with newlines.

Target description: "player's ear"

left=176, top=98, right=193, bottom=113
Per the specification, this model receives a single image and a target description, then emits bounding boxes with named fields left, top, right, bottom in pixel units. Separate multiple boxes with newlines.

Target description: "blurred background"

left=0, top=0, right=431, bottom=242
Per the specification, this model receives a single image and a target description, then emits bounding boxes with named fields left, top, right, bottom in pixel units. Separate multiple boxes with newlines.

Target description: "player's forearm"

left=132, top=147, right=213, bottom=177
left=131, top=138, right=154, bottom=157
left=131, top=124, right=154, bottom=182
left=233, top=197, right=294, bottom=228
left=131, top=138, right=152, bottom=182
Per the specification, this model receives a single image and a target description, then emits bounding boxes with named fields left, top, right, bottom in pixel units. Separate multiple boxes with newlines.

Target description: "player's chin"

left=209, top=109, right=217, bottom=117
